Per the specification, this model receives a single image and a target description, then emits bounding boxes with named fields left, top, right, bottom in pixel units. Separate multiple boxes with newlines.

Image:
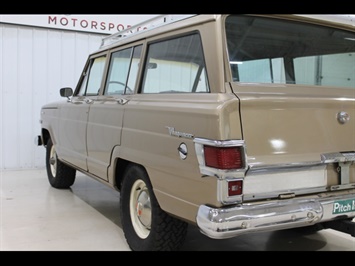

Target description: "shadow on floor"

left=68, top=174, right=333, bottom=251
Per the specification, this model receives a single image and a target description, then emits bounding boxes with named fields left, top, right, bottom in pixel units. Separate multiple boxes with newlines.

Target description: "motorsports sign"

left=0, top=14, right=159, bottom=34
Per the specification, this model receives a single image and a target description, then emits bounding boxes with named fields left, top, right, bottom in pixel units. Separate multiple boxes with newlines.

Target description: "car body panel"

left=37, top=14, right=355, bottom=239
left=86, top=96, right=126, bottom=180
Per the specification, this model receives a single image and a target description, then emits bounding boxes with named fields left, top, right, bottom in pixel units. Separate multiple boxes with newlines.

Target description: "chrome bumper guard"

left=196, top=193, right=355, bottom=239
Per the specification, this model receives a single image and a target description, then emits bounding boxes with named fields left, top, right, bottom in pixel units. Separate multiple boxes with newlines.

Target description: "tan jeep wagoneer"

left=36, top=14, right=355, bottom=251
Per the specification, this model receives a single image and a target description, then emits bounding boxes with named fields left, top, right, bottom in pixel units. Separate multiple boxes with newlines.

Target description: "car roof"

left=95, top=14, right=355, bottom=54
left=296, top=14, right=355, bottom=27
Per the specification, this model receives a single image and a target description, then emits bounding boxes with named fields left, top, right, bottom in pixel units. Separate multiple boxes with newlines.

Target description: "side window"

left=77, top=56, right=106, bottom=96
left=105, top=45, right=142, bottom=95
left=141, top=33, right=209, bottom=93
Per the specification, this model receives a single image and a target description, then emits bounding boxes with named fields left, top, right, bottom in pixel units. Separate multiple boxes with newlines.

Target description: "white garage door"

left=0, top=23, right=106, bottom=169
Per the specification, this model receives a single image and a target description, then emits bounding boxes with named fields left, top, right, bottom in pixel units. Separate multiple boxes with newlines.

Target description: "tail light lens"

left=194, top=138, right=247, bottom=202
left=204, top=145, right=244, bottom=169
left=228, top=180, right=243, bottom=196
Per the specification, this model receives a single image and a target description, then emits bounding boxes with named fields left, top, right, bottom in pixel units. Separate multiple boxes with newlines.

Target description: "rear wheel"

left=46, top=138, right=76, bottom=189
left=120, top=164, right=188, bottom=251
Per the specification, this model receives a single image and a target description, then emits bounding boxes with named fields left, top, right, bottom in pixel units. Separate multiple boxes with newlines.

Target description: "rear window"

left=225, top=15, right=355, bottom=88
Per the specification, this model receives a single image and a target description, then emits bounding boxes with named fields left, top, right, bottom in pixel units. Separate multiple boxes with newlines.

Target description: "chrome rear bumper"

left=196, top=193, right=355, bottom=239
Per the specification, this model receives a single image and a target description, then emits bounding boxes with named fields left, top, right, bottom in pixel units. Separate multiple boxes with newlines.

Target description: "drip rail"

left=100, top=14, right=196, bottom=48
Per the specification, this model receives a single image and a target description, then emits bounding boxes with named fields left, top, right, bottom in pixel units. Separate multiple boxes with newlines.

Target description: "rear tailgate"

left=232, top=83, right=355, bottom=198
left=224, top=14, right=355, bottom=200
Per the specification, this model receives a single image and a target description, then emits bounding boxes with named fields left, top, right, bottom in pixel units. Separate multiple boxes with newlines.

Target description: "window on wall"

left=77, top=56, right=106, bottom=96
left=105, top=45, right=142, bottom=95
left=141, top=33, right=209, bottom=93
left=225, top=15, right=355, bottom=88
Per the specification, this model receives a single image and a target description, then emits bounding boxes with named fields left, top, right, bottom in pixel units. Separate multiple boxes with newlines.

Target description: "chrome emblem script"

left=337, top=111, right=350, bottom=124
left=166, top=126, right=194, bottom=139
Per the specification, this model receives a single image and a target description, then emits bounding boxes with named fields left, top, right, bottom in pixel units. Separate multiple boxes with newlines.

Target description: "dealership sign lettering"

left=0, top=14, right=158, bottom=34
left=47, top=16, right=146, bottom=33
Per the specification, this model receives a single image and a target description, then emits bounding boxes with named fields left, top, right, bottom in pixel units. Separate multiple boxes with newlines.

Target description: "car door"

left=57, top=55, right=107, bottom=171
left=86, top=45, right=143, bottom=180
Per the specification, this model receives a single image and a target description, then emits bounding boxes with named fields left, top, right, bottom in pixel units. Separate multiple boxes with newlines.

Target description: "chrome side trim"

left=247, top=161, right=324, bottom=175
left=331, top=183, right=355, bottom=191
left=243, top=186, right=328, bottom=201
left=194, top=138, right=245, bottom=147
left=321, top=151, right=355, bottom=163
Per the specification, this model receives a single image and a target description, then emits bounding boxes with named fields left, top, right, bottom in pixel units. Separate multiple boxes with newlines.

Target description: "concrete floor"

left=1, top=169, right=354, bottom=251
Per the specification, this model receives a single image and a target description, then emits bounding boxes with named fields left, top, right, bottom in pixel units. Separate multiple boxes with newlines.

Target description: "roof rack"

left=100, top=14, right=196, bottom=48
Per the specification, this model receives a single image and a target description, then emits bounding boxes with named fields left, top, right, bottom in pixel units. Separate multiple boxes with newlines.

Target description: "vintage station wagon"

left=36, top=14, right=355, bottom=251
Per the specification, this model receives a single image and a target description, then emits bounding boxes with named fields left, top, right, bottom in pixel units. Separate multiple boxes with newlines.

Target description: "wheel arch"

left=113, top=158, right=136, bottom=191
left=112, top=157, right=175, bottom=216
left=41, top=128, right=51, bottom=146
left=119, top=162, right=189, bottom=251
left=113, top=159, right=155, bottom=198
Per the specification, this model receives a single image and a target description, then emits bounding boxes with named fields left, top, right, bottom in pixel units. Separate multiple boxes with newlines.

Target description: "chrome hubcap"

left=49, top=145, right=57, bottom=177
left=130, top=179, right=152, bottom=239
left=136, top=189, right=151, bottom=229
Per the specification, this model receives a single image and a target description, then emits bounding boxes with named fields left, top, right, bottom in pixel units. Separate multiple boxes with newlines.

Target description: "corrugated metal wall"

left=0, top=23, right=106, bottom=170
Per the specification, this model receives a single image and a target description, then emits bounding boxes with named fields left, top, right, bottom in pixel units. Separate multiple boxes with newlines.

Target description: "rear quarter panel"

left=117, top=92, right=242, bottom=222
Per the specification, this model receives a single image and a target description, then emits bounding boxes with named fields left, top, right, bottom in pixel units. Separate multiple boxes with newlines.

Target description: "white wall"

left=0, top=23, right=106, bottom=170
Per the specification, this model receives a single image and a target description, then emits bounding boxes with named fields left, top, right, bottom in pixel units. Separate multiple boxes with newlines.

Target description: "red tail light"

left=228, top=180, right=243, bottom=196
left=204, top=145, right=244, bottom=169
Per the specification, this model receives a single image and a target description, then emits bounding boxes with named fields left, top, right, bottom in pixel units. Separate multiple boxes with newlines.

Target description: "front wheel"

left=46, top=138, right=76, bottom=189
left=120, top=164, right=188, bottom=251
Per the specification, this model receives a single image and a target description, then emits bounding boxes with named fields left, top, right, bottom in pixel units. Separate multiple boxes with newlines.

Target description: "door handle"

left=85, top=98, right=93, bottom=104
left=116, top=98, right=129, bottom=105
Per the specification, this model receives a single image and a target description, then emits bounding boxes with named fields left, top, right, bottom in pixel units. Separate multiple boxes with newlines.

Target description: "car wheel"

left=120, top=164, right=188, bottom=251
left=46, top=138, right=76, bottom=189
